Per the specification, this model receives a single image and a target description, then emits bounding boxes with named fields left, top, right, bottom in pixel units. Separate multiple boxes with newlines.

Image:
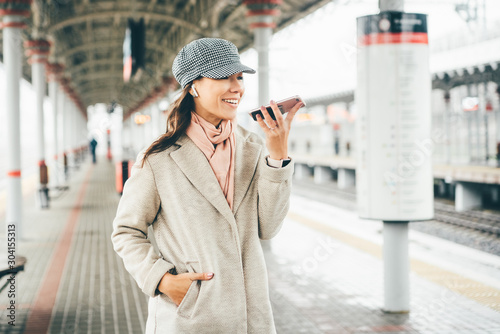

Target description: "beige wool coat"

left=111, top=125, right=294, bottom=333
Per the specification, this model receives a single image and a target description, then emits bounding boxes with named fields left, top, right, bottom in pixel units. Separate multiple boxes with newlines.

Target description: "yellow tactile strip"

left=288, top=211, right=500, bottom=313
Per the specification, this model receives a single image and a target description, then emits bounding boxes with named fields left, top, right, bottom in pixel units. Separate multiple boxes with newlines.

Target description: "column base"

left=314, top=166, right=332, bottom=184
left=338, top=168, right=355, bottom=189
left=455, top=182, right=482, bottom=212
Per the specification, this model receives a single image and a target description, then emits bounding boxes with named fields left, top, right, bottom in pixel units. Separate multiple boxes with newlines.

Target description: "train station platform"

left=292, top=154, right=500, bottom=185
left=1, top=157, right=500, bottom=333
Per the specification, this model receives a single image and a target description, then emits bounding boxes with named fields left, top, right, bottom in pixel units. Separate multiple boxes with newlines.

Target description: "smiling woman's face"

left=191, top=72, right=245, bottom=127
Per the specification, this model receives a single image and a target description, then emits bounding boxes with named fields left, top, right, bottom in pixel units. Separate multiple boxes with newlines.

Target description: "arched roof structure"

left=0, top=0, right=331, bottom=118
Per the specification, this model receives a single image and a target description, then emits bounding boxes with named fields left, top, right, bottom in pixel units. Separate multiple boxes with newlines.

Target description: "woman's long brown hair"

left=140, top=83, right=194, bottom=166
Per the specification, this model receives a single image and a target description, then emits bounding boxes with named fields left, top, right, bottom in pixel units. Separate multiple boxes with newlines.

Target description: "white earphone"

left=191, top=84, right=199, bottom=98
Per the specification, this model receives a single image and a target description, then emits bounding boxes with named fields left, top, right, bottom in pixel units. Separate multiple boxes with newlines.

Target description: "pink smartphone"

left=248, top=95, right=306, bottom=121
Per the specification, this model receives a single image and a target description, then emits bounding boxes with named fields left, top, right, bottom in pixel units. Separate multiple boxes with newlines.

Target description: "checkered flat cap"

left=172, top=38, right=256, bottom=89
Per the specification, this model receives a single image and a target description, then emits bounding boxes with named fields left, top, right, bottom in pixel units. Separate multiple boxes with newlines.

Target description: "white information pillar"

left=26, top=39, right=51, bottom=208
left=356, top=10, right=434, bottom=313
left=1, top=13, right=28, bottom=240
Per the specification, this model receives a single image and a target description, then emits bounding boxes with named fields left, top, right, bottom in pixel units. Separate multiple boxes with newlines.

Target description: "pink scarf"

left=186, top=111, right=236, bottom=209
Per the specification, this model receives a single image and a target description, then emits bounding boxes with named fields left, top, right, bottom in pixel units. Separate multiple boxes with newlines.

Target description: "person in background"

left=89, top=137, right=98, bottom=164
left=111, top=38, right=302, bottom=333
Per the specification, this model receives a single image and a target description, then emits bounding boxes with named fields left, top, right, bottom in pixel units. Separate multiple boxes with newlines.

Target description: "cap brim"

left=202, top=62, right=256, bottom=79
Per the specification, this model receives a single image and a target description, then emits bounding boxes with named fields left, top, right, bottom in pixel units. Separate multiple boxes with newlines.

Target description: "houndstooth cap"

left=172, top=38, right=256, bottom=89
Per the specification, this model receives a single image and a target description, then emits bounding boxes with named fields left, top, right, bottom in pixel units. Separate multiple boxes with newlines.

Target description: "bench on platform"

left=0, top=255, right=27, bottom=293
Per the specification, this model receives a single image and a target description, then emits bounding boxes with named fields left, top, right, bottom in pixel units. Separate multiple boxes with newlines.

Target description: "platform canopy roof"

left=0, top=0, right=331, bottom=117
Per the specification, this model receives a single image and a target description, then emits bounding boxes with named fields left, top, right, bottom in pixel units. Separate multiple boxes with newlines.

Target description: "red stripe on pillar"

left=246, top=9, right=280, bottom=16
left=28, top=57, right=47, bottom=65
left=24, top=40, right=51, bottom=48
left=358, top=32, right=428, bottom=46
left=38, top=160, right=46, bottom=167
left=250, top=22, right=276, bottom=29
left=0, top=9, right=30, bottom=17
left=0, top=21, right=28, bottom=29
left=25, top=49, right=50, bottom=56
left=243, top=0, right=283, bottom=4
left=7, top=170, right=21, bottom=177
left=0, top=0, right=32, bottom=3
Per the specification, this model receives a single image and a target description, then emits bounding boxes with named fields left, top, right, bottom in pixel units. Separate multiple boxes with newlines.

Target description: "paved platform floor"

left=0, top=158, right=499, bottom=333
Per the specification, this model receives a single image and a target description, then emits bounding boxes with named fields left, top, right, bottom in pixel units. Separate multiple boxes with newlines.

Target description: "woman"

left=111, top=38, right=302, bottom=333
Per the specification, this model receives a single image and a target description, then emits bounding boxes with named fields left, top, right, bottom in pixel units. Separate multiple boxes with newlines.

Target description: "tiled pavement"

left=1, top=158, right=500, bottom=333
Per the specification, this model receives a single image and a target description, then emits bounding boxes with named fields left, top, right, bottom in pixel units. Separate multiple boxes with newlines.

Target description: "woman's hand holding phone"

left=255, top=99, right=303, bottom=160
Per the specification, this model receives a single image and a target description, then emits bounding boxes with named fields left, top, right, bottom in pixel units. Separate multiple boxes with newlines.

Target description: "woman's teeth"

left=223, top=99, right=238, bottom=105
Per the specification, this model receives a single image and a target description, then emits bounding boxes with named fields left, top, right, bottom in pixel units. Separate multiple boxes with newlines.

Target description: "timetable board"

left=355, top=12, right=434, bottom=221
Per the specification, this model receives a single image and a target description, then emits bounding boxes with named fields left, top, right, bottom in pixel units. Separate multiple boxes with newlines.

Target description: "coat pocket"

left=176, top=260, right=201, bottom=319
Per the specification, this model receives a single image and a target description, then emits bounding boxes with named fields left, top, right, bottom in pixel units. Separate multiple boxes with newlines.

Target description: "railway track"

left=292, top=177, right=500, bottom=255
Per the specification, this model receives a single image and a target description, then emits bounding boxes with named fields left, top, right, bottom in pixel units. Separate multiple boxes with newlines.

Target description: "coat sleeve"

left=111, top=155, right=175, bottom=298
left=256, top=145, right=294, bottom=240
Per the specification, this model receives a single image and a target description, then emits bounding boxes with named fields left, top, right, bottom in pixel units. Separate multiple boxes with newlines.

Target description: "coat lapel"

left=232, top=129, right=261, bottom=214
left=170, top=134, right=235, bottom=224
left=170, top=129, right=262, bottom=221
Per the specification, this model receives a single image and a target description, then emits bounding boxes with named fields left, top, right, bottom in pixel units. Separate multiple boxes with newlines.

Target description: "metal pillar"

left=71, top=102, right=77, bottom=166
left=26, top=39, right=51, bottom=208
left=151, top=103, right=161, bottom=139
left=245, top=0, right=280, bottom=133
left=131, top=114, right=139, bottom=156
left=47, top=66, right=61, bottom=188
left=496, top=85, right=500, bottom=166
left=72, top=101, right=79, bottom=168
left=65, top=94, right=73, bottom=171
left=444, top=91, right=451, bottom=165
left=255, top=25, right=271, bottom=108
left=112, top=106, right=124, bottom=163
left=67, top=98, right=73, bottom=167
left=76, top=105, right=82, bottom=162
left=380, top=0, right=410, bottom=310
left=77, top=108, right=84, bottom=162
left=1, top=4, right=31, bottom=241
left=58, top=81, right=68, bottom=179
left=383, top=221, right=410, bottom=313
left=379, top=0, right=404, bottom=11
left=482, top=83, right=490, bottom=163
left=107, top=128, right=112, bottom=161
left=466, top=84, right=474, bottom=162
left=123, top=116, right=129, bottom=158
left=475, top=83, right=482, bottom=163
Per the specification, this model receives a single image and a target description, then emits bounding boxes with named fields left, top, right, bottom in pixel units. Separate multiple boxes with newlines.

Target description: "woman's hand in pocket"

left=158, top=272, right=214, bottom=306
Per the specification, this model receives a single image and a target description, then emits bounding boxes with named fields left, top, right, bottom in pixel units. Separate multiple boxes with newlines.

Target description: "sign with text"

left=355, top=12, right=434, bottom=221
